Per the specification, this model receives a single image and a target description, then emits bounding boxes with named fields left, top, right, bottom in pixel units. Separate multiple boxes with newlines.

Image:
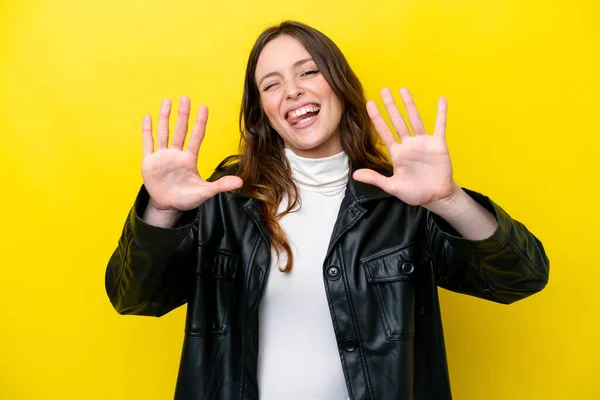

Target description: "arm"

left=105, top=97, right=242, bottom=317
left=426, top=188, right=549, bottom=304
left=105, top=185, right=198, bottom=317
left=426, top=183, right=498, bottom=241
left=349, top=88, right=549, bottom=302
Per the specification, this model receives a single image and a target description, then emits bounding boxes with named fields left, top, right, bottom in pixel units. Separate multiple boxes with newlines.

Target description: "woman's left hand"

left=353, top=88, right=459, bottom=210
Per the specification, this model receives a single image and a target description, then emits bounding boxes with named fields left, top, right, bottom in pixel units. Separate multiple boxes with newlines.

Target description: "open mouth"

left=285, top=104, right=321, bottom=126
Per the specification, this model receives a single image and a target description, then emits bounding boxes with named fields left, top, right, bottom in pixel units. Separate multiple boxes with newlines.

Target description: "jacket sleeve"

left=426, top=188, right=550, bottom=304
left=105, top=185, right=198, bottom=317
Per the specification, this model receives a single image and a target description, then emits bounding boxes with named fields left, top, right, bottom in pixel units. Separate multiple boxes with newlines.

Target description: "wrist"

left=143, top=200, right=184, bottom=228
left=423, top=183, right=465, bottom=217
left=424, top=185, right=499, bottom=240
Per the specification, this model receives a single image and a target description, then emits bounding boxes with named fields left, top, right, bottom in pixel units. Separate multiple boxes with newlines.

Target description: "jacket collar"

left=238, top=166, right=392, bottom=207
left=347, top=166, right=392, bottom=203
left=238, top=165, right=393, bottom=259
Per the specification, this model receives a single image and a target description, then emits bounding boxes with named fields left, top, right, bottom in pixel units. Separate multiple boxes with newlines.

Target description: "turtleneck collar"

left=284, top=148, right=349, bottom=195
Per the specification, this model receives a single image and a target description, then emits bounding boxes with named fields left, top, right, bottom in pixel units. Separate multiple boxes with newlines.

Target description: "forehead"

left=255, top=35, right=313, bottom=79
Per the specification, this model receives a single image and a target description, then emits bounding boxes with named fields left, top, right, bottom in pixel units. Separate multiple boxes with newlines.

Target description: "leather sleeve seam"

left=507, top=237, right=549, bottom=283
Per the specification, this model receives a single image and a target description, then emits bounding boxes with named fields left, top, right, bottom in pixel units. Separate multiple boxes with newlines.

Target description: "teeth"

left=288, top=105, right=320, bottom=119
left=295, top=115, right=317, bottom=125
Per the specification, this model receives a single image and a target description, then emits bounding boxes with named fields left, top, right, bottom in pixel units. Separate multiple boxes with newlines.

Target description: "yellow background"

left=1, top=0, right=598, bottom=398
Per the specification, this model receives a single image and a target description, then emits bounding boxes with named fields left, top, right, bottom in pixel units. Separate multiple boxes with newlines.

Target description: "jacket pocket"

left=186, top=246, right=238, bottom=337
left=362, top=243, right=426, bottom=341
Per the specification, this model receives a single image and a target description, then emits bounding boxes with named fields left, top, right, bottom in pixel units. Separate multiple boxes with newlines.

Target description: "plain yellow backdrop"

left=1, top=0, right=598, bottom=398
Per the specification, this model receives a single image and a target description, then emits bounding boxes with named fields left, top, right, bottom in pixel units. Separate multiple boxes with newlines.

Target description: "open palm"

left=353, top=88, right=457, bottom=207
left=141, top=97, right=243, bottom=212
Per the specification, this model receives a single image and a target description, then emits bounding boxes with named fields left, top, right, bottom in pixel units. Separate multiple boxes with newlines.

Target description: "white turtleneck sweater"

left=257, top=148, right=350, bottom=400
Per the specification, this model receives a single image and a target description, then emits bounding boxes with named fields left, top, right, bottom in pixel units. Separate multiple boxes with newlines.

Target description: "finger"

left=186, top=105, right=208, bottom=157
left=380, top=88, right=411, bottom=141
left=171, top=96, right=191, bottom=150
left=434, top=96, right=448, bottom=139
left=206, top=176, right=244, bottom=197
left=142, top=115, right=154, bottom=157
left=366, top=101, right=397, bottom=150
left=399, top=88, right=427, bottom=135
left=157, top=99, right=172, bottom=149
left=352, top=169, right=394, bottom=194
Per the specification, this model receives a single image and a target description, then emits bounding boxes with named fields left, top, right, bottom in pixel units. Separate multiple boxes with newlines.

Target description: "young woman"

left=105, top=20, right=549, bottom=400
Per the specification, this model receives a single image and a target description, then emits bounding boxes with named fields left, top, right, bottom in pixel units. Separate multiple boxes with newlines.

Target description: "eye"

left=263, top=82, right=278, bottom=92
left=301, top=69, right=319, bottom=77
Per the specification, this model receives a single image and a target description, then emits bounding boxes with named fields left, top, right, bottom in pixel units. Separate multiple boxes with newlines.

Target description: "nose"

left=285, top=81, right=304, bottom=100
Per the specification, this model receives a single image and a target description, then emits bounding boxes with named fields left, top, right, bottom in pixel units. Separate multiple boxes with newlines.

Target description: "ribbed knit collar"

left=284, top=148, right=349, bottom=195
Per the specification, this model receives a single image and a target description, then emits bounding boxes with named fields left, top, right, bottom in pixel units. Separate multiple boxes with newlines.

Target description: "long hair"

left=231, top=20, right=391, bottom=272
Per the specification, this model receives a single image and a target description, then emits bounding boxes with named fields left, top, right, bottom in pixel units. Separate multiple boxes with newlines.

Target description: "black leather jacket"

left=105, top=165, right=549, bottom=400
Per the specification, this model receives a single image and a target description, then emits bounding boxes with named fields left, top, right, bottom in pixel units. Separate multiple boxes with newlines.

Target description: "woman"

left=105, top=20, right=549, bottom=400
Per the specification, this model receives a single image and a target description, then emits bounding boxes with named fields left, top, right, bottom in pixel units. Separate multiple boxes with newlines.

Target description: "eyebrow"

left=257, top=57, right=315, bottom=87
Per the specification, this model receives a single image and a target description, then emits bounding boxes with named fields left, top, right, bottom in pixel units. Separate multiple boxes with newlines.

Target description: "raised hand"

left=141, top=96, right=243, bottom=217
left=353, top=88, right=458, bottom=209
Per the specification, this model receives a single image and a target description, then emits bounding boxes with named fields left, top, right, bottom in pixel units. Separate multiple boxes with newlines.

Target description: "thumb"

left=353, top=169, right=393, bottom=194
left=206, top=176, right=244, bottom=197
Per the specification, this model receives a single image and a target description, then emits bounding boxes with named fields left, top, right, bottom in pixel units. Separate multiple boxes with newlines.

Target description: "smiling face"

left=254, top=35, right=344, bottom=159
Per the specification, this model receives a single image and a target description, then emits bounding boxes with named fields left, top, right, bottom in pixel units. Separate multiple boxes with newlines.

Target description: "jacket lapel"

left=325, top=173, right=392, bottom=258
left=237, top=168, right=393, bottom=258
left=241, top=197, right=270, bottom=246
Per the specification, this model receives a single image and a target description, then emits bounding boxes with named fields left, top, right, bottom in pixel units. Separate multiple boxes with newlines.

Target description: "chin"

left=292, top=133, right=330, bottom=150
left=288, top=137, right=340, bottom=158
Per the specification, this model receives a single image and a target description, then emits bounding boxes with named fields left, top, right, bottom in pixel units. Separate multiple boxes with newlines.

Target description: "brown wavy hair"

left=226, top=20, right=391, bottom=272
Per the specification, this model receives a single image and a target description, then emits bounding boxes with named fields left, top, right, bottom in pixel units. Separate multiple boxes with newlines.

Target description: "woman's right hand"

left=140, top=96, right=243, bottom=224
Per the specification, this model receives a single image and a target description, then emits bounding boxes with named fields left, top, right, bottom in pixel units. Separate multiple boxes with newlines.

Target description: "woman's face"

left=255, top=35, right=343, bottom=158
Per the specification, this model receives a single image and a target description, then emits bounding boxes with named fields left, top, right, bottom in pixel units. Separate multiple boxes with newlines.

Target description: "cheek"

left=261, top=95, right=282, bottom=123
left=314, top=75, right=335, bottom=95
left=334, top=98, right=344, bottom=118
left=326, top=93, right=344, bottom=122
left=313, top=79, right=342, bottom=116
